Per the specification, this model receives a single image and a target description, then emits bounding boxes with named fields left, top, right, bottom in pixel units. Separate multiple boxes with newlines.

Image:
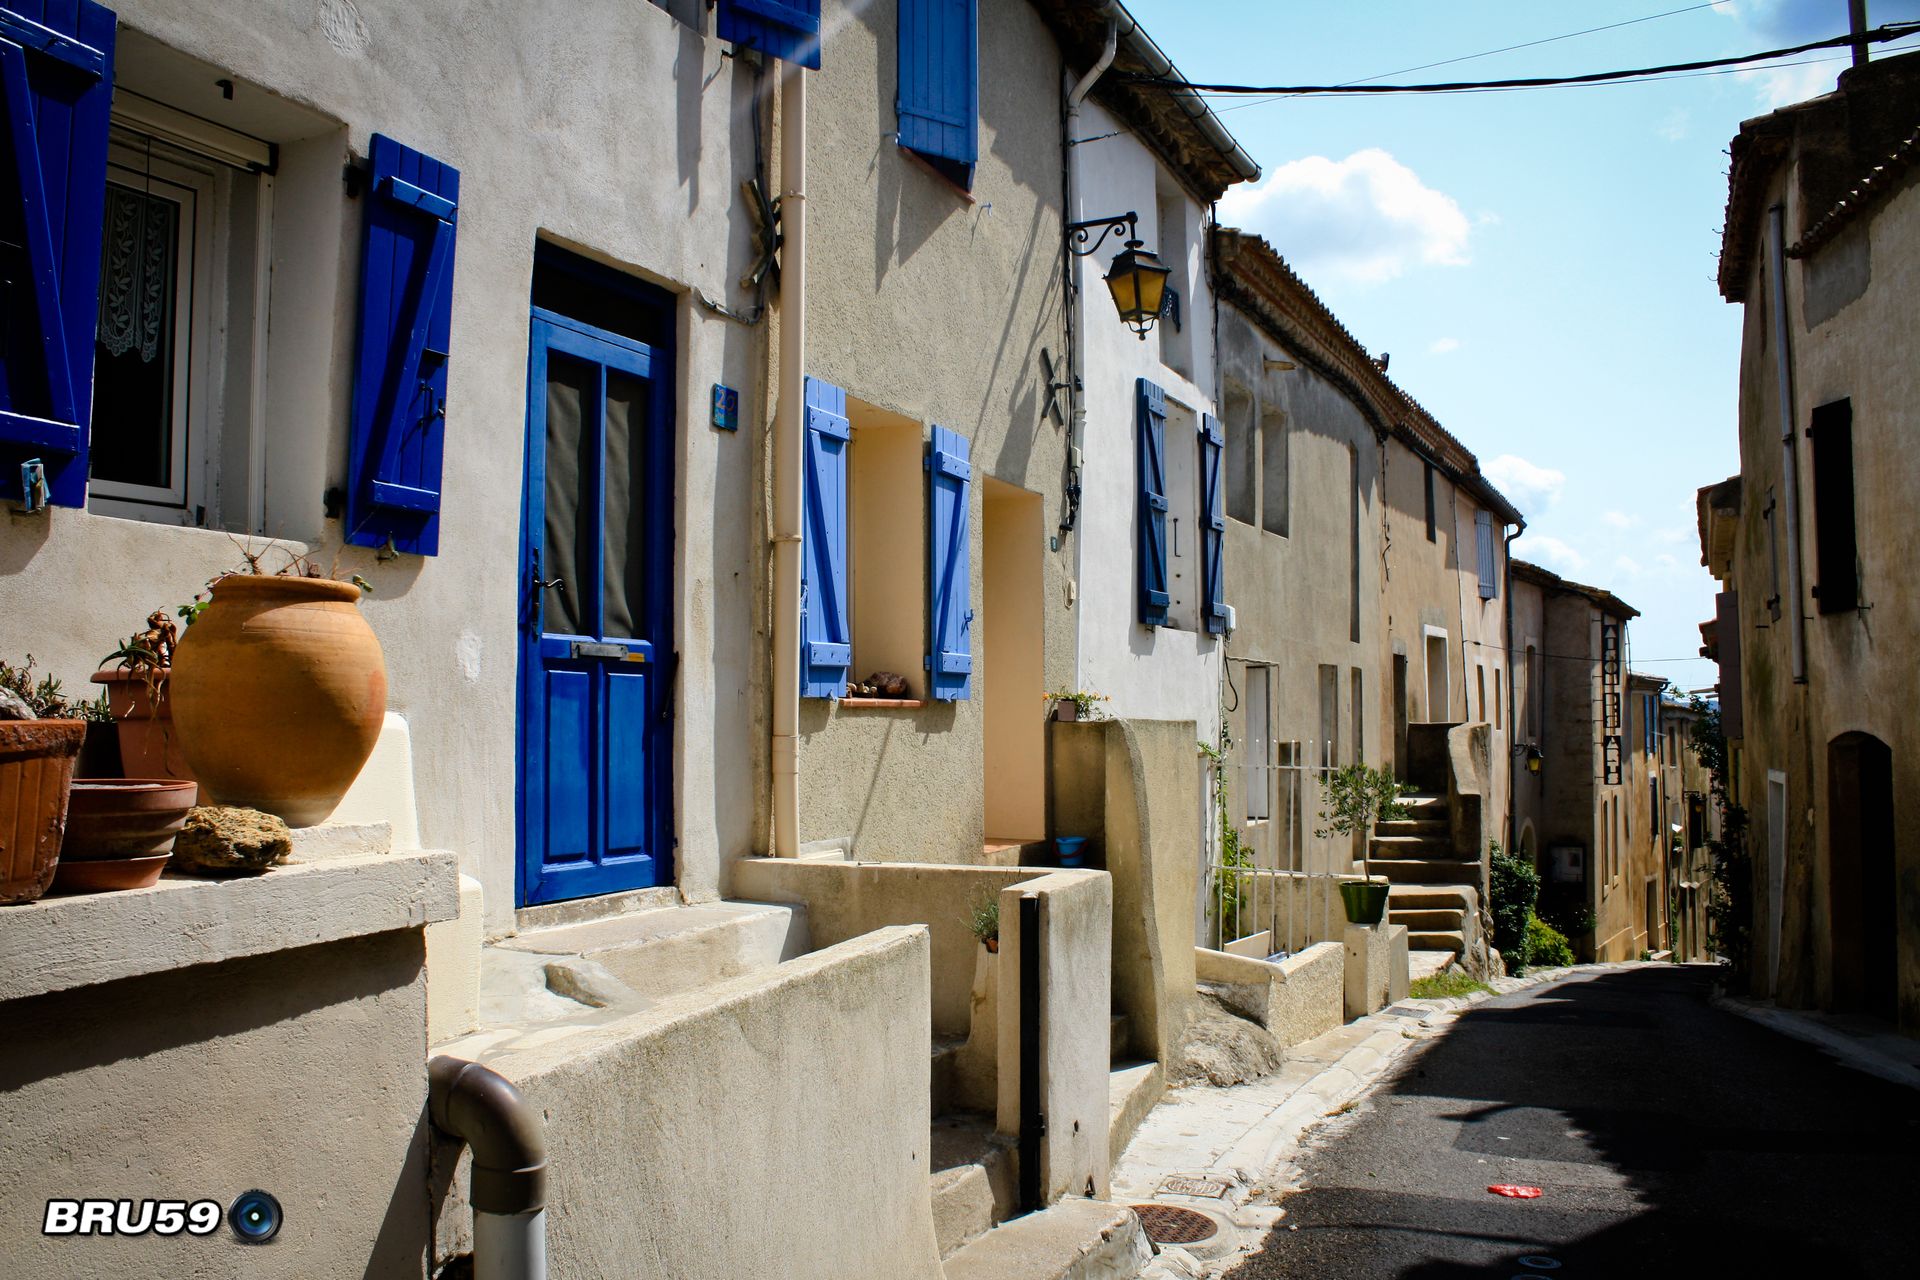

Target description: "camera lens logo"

left=226, top=1191, right=282, bottom=1245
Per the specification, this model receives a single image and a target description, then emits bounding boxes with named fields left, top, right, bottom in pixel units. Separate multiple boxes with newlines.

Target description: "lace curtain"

left=97, top=184, right=176, bottom=363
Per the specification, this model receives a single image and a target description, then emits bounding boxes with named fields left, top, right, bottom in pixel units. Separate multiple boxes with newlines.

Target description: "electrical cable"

left=1119, top=23, right=1920, bottom=98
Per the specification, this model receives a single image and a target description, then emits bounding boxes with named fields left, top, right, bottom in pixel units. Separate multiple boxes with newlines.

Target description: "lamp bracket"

left=1066, top=211, right=1138, bottom=258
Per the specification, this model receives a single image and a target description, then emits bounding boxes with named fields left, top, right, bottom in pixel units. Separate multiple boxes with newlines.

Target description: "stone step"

left=941, top=1199, right=1151, bottom=1280
left=1376, top=859, right=1483, bottom=884
left=1110, top=1014, right=1129, bottom=1062
left=1375, top=817, right=1449, bottom=838
left=1398, top=793, right=1447, bottom=809
left=1408, top=929, right=1466, bottom=955
left=931, top=1113, right=1017, bottom=1260
left=496, top=900, right=808, bottom=1005
left=1389, top=908, right=1465, bottom=932
left=932, top=1035, right=968, bottom=1115
left=1409, top=949, right=1457, bottom=983
left=1388, top=884, right=1478, bottom=910
left=1368, top=834, right=1458, bottom=859
left=1107, top=1060, right=1163, bottom=1167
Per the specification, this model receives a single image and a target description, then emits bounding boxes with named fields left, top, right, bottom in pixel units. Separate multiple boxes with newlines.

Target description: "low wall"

left=1344, top=922, right=1411, bottom=1019
left=730, top=858, right=1043, bottom=1038
left=1195, top=940, right=1344, bottom=1048
left=993, top=869, right=1113, bottom=1202
left=438, top=927, right=944, bottom=1280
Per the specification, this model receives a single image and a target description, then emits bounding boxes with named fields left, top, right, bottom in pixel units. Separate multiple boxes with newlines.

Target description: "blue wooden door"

left=518, top=309, right=673, bottom=905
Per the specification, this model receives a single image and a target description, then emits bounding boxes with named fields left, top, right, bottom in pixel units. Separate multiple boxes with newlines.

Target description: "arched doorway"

left=1827, top=732, right=1896, bottom=1017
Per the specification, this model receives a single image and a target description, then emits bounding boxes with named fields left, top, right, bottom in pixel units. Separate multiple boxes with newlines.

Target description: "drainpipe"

left=1062, top=15, right=1117, bottom=688
left=1504, top=520, right=1523, bottom=853
left=772, top=59, right=808, bottom=856
left=1765, top=203, right=1807, bottom=684
left=428, top=1057, right=548, bottom=1280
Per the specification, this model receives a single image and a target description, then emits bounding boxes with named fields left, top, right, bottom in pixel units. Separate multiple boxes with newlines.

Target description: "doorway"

left=517, top=253, right=676, bottom=906
left=1424, top=629, right=1449, bottom=722
left=1392, top=653, right=1409, bottom=778
left=983, top=480, right=1043, bottom=842
left=1828, top=733, right=1896, bottom=1017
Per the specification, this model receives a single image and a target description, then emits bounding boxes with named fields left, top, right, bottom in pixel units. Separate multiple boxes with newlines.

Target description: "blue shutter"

left=800, top=376, right=850, bottom=698
left=896, top=0, right=977, bottom=188
left=1136, top=378, right=1169, bottom=627
left=0, top=1, right=114, bottom=508
left=1199, top=412, right=1227, bottom=634
left=1475, top=507, right=1496, bottom=599
left=926, top=424, right=972, bottom=701
left=715, top=0, right=822, bottom=70
left=347, top=134, right=459, bottom=556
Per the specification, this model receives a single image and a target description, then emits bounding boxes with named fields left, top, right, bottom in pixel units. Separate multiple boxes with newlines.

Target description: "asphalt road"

left=1228, top=965, right=1920, bottom=1279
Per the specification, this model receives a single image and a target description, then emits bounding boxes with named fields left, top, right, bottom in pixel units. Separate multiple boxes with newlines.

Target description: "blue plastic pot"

left=1055, top=836, right=1088, bottom=868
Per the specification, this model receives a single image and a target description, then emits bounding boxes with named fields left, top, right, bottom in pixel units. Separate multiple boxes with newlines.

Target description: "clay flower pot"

left=0, top=719, right=84, bottom=904
left=170, top=575, right=387, bottom=828
left=90, top=667, right=193, bottom=781
left=61, top=779, right=198, bottom=860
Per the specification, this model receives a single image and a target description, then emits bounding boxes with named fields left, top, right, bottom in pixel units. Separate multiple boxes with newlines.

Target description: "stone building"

left=1696, top=48, right=1920, bottom=1027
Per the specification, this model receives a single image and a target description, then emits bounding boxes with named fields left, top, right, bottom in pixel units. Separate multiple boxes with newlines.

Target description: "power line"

left=1121, top=23, right=1920, bottom=98
left=1212, top=1, right=1730, bottom=116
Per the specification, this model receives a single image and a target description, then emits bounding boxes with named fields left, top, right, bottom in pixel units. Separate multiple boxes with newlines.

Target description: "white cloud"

left=1717, top=1, right=1920, bottom=108
left=1615, top=555, right=1644, bottom=577
left=1602, top=511, right=1636, bottom=529
left=1518, top=534, right=1587, bottom=574
left=1654, top=525, right=1693, bottom=545
left=1218, top=149, right=1472, bottom=285
left=1656, top=108, right=1690, bottom=143
left=1656, top=553, right=1683, bottom=570
left=1429, top=337, right=1461, bottom=355
left=1483, top=454, right=1565, bottom=515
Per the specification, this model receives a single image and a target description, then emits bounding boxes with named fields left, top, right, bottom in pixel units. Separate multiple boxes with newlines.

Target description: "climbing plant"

left=1689, top=693, right=1751, bottom=982
left=1199, top=739, right=1254, bottom=943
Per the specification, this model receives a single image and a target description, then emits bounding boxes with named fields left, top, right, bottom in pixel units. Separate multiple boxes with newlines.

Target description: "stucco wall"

left=2, top=929, right=434, bottom=1278
left=0, top=0, right=768, bottom=930
left=1722, top=152, right=1920, bottom=1022
left=440, top=927, right=944, bottom=1280
left=792, top=0, right=1074, bottom=864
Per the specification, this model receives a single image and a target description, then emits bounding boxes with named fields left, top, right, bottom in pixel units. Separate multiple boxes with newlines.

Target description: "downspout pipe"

left=428, top=1057, right=548, bottom=1280
left=1063, top=16, right=1116, bottom=688
left=1504, top=520, right=1523, bottom=855
left=772, top=59, right=808, bottom=856
left=1766, top=203, right=1807, bottom=684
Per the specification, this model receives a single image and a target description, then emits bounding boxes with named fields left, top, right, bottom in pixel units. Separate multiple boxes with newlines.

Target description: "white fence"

left=1205, top=736, right=1355, bottom=956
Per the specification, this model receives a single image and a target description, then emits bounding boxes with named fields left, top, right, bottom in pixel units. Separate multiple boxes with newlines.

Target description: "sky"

left=1123, top=0, right=1920, bottom=694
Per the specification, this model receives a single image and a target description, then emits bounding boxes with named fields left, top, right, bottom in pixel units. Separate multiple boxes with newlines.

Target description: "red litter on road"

left=1488, top=1185, right=1543, bottom=1199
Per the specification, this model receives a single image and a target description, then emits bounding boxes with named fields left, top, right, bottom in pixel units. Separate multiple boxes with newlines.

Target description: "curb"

left=1712, top=993, right=1920, bottom=1090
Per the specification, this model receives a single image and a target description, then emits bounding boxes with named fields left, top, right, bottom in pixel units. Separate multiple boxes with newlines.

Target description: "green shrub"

left=1409, top=970, right=1493, bottom=999
left=1487, top=842, right=1539, bottom=966
left=1525, top=915, right=1575, bottom=968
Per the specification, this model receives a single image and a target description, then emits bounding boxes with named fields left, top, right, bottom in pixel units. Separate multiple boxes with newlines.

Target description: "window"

left=1223, top=380, right=1255, bottom=525
left=1494, top=667, right=1503, bottom=730
left=1318, top=664, right=1340, bottom=772
left=1809, top=397, right=1858, bottom=614
left=848, top=401, right=929, bottom=697
left=1475, top=663, right=1486, bottom=724
left=1154, top=179, right=1193, bottom=378
left=1245, top=664, right=1270, bottom=821
left=1162, top=399, right=1200, bottom=631
left=1347, top=444, right=1361, bottom=643
left=896, top=0, right=977, bottom=189
left=1424, top=630, right=1448, bottom=722
left=1475, top=507, right=1497, bottom=599
left=1526, top=643, right=1541, bottom=740
left=1260, top=403, right=1289, bottom=536
left=1349, top=668, right=1363, bottom=765
left=1423, top=461, right=1437, bottom=542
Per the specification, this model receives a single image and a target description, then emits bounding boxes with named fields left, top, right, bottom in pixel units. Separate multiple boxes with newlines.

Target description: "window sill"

left=840, top=697, right=926, bottom=709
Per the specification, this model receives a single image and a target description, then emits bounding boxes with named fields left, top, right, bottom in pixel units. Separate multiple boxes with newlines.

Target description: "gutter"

left=771, top=60, right=808, bottom=855
left=428, top=1057, right=548, bottom=1280
left=1093, top=2, right=1260, bottom=186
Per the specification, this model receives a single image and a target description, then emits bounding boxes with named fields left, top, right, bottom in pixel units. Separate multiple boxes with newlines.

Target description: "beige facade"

left=1699, top=50, right=1920, bottom=1026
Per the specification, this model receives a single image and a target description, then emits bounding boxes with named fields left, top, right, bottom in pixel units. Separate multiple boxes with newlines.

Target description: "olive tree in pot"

left=1314, top=762, right=1411, bottom=925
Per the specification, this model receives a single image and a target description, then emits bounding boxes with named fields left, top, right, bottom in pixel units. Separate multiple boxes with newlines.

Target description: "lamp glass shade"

left=1104, top=244, right=1171, bottom=331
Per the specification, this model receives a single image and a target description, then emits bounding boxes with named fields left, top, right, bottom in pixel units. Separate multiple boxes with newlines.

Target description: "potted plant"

left=170, top=547, right=385, bottom=827
left=967, top=893, right=1000, bottom=954
left=1047, top=687, right=1109, bottom=723
left=92, top=606, right=193, bottom=781
left=1314, top=762, right=1411, bottom=926
left=0, top=656, right=87, bottom=905
left=57, top=776, right=199, bottom=893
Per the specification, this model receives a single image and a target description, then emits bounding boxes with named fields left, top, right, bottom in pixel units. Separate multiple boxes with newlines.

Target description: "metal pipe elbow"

left=429, top=1056, right=549, bottom=1216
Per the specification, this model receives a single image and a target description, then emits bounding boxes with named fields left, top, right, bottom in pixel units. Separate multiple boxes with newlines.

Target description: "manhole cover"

left=1130, top=1204, right=1219, bottom=1246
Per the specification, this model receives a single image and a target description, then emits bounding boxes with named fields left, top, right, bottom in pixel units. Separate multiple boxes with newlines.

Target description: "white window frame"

left=87, top=140, right=215, bottom=522
left=1244, top=663, right=1271, bottom=822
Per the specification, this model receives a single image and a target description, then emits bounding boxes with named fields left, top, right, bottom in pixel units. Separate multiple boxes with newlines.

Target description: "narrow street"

left=1229, top=966, right=1920, bottom=1279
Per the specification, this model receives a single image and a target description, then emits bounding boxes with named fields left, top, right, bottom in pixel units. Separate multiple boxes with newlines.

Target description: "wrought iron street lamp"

left=1067, top=212, right=1172, bottom=340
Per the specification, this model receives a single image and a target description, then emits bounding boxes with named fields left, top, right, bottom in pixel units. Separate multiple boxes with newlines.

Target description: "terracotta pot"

left=75, top=719, right=122, bottom=779
left=51, top=853, right=170, bottom=894
left=61, top=779, right=198, bottom=859
left=0, top=719, right=84, bottom=905
left=170, top=575, right=387, bottom=828
left=89, top=668, right=194, bottom=781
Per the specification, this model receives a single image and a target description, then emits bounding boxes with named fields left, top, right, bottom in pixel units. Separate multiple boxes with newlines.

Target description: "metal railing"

left=1206, top=736, right=1353, bottom=956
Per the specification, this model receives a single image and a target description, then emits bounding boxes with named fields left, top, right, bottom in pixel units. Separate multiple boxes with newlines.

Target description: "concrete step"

left=1398, top=793, right=1447, bottom=810
left=931, top=1113, right=1017, bottom=1259
left=1388, top=884, right=1478, bottom=911
left=1375, top=816, right=1449, bottom=837
left=1107, top=1060, right=1163, bottom=1167
left=1409, top=949, right=1457, bottom=983
left=1368, top=834, right=1456, bottom=859
left=932, top=1035, right=968, bottom=1115
left=1389, top=908, right=1465, bottom=932
left=1376, top=859, right=1483, bottom=885
left=1407, top=929, right=1466, bottom=955
left=496, top=900, right=808, bottom=1005
left=1110, top=1014, right=1129, bottom=1062
left=942, top=1200, right=1151, bottom=1280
